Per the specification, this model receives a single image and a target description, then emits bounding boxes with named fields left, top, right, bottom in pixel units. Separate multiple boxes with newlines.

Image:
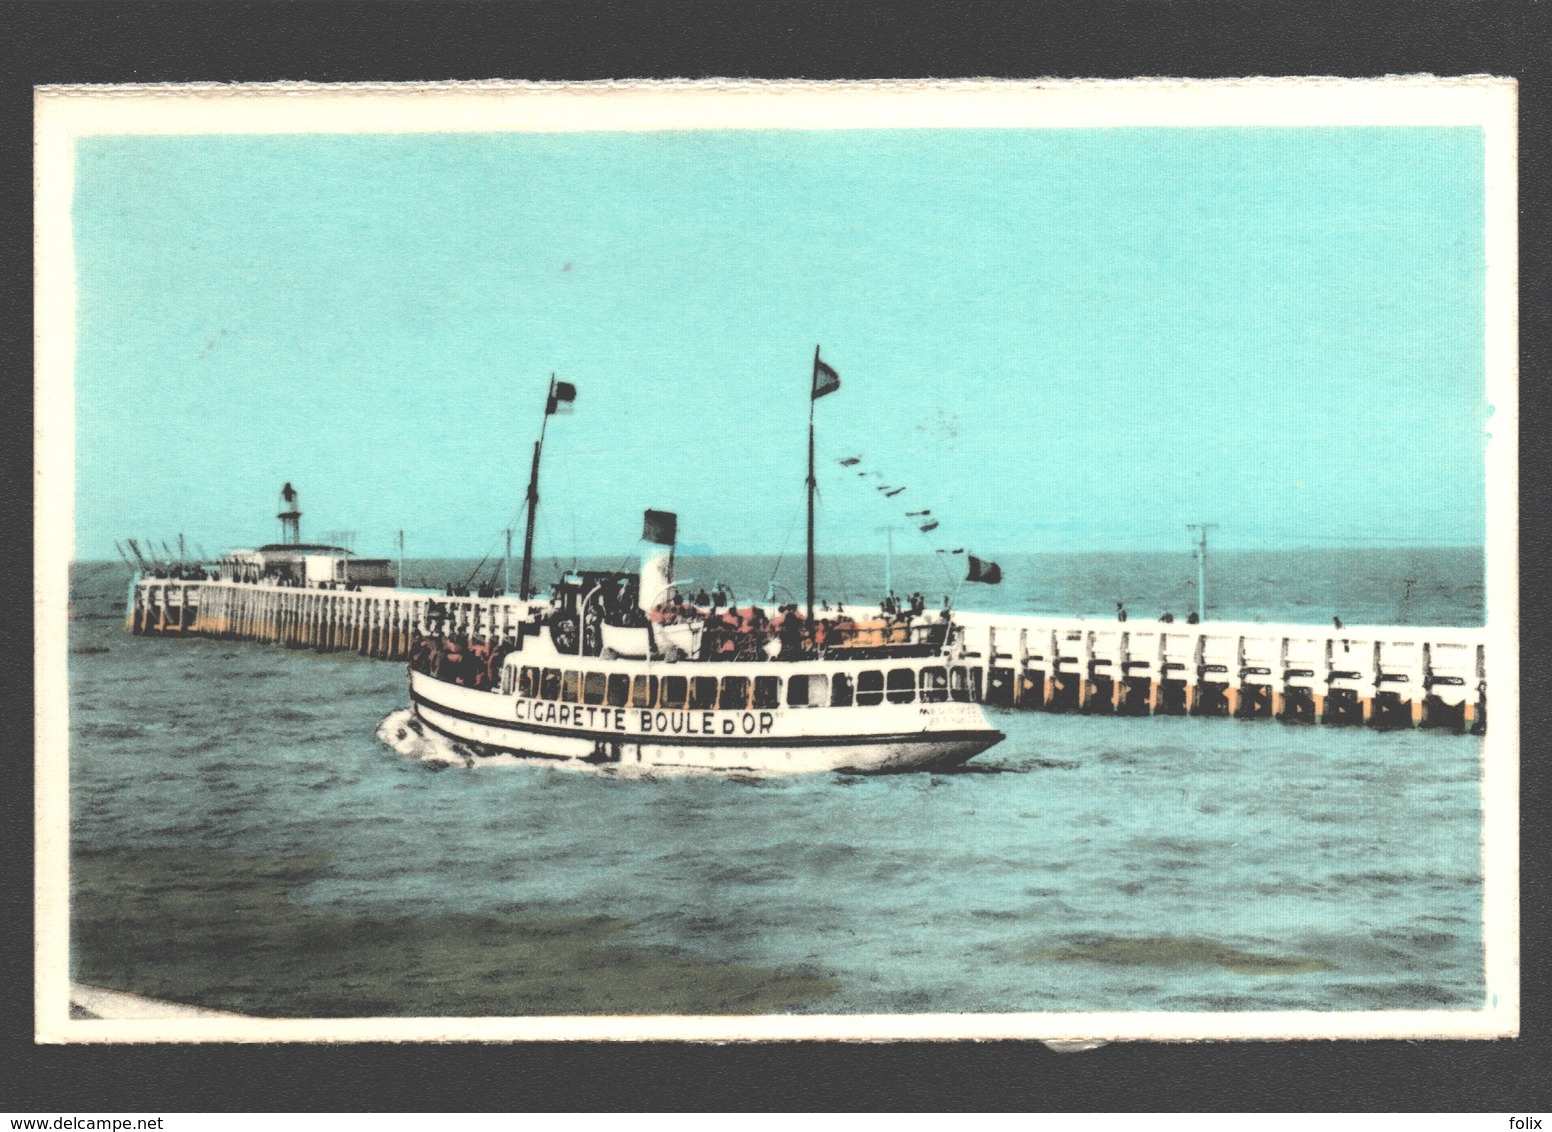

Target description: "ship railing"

left=650, top=616, right=951, bottom=663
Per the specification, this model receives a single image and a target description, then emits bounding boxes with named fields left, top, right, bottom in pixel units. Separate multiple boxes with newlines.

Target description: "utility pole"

left=806, top=351, right=818, bottom=624
left=886, top=524, right=894, bottom=599
left=1187, top=523, right=1218, bottom=622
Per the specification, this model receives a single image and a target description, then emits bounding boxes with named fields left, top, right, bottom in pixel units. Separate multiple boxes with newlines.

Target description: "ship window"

left=561, top=670, right=580, bottom=703
left=752, top=675, right=780, bottom=709
left=831, top=672, right=854, bottom=707
left=519, top=666, right=539, bottom=698
left=919, top=666, right=948, bottom=703
left=503, top=666, right=516, bottom=695
left=660, top=675, right=688, bottom=709
left=787, top=673, right=823, bottom=707
left=606, top=673, right=631, bottom=708
left=690, top=675, right=719, bottom=710
left=630, top=674, right=657, bottom=708
left=949, top=666, right=970, bottom=702
left=856, top=670, right=884, bottom=706
left=540, top=668, right=561, bottom=701
left=719, top=676, right=750, bottom=711
left=583, top=671, right=607, bottom=705
left=887, top=668, right=916, bottom=704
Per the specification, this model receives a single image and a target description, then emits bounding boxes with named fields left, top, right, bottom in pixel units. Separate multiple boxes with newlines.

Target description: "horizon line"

left=75, top=543, right=1487, bottom=566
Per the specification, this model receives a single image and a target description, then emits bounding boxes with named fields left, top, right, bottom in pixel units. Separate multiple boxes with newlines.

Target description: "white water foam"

left=373, top=707, right=735, bottom=779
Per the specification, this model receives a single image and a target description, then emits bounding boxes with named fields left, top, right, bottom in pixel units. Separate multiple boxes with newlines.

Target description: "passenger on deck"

left=700, top=609, right=723, bottom=660
left=443, top=637, right=471, bottom=686
left=485, top=643, right=509, bottom=690
left=777, top=605, right=807, bottom=660
left=737, top=605, right=761, bottom=635
left=469, top=641, right=491, bottom=689
left=718, top=609, right=740, bottom=655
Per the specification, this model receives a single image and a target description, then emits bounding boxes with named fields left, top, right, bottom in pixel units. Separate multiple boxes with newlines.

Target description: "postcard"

left=34, top=77, right=1517, bottom=1043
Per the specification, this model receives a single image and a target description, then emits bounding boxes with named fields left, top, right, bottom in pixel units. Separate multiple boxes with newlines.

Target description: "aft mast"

left=807, top=347, right=841, bottom=623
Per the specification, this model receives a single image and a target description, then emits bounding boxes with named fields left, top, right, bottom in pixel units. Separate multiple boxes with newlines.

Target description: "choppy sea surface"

left=67, top=550, right=1486, bottom=1016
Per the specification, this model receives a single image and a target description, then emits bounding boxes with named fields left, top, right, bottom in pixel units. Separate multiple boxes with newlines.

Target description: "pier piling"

left=128, top=578, right=1489, bottom=733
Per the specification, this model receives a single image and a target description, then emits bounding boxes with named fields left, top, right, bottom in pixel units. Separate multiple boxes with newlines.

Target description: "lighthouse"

left=278, top=482, right=302, bottom=545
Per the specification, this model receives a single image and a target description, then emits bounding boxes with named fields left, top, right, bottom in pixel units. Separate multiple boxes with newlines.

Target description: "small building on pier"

left=218, top=481, right=397, bottom=588
left=219, top=545, right=396, bottom=589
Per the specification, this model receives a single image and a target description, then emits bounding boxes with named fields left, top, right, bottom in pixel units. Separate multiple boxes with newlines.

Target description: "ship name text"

left=513, top=697, right=777, bottom=736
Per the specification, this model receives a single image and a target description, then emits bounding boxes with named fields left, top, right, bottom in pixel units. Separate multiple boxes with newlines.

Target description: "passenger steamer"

left=404, top=355, right=1006, bottom=774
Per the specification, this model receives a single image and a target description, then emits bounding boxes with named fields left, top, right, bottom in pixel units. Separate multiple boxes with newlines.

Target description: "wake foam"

left=374, top=707, right=728, bottom=778
left=375, top=708, right=493, bottom=769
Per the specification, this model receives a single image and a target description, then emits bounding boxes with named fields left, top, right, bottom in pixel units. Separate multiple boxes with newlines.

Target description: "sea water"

left=66, top=550, right=1486, bottom=1015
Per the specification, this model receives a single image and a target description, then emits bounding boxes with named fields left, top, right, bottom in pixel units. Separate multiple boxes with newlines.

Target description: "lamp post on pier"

left=1187, top=523, right=1218, bottom=623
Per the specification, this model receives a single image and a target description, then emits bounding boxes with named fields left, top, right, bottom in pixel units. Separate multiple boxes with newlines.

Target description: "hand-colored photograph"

left=34, top=78, right=1518, bottom=1042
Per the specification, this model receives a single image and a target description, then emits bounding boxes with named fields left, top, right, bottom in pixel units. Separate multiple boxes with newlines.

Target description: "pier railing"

left=947, top=611, right=1485, bottom=732
left=128, top=578, right=1487, bottom=733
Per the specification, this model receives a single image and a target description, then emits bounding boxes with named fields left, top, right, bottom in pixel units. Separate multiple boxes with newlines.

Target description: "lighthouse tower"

left=278, top=482, right=302, bottom=545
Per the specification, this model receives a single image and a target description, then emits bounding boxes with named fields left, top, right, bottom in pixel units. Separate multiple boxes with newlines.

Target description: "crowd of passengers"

left=409, top=590, right=950, bottom=685
left=651, top=591, right=939, bottom=661
left=407, top=633, right=517, bottom=689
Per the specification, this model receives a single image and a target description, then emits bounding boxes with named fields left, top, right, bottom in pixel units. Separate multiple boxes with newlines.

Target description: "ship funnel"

left=639, top=509, right=677, bottom=612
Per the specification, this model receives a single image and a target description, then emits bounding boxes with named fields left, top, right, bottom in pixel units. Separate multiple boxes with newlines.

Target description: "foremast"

left=517, top=375, right=576, bottom=600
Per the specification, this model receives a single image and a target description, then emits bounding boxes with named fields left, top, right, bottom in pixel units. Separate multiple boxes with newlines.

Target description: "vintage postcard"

left=34, top=77, right=1517, bottom=1043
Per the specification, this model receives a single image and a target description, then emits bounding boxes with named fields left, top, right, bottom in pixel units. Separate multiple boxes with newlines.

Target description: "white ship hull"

left=408, top=669, right=1003, bottom=774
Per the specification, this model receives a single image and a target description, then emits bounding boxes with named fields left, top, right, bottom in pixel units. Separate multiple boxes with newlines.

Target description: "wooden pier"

left=129, top=579, right=1487, bottom=733
left=129, top=578, right=542, bottom=661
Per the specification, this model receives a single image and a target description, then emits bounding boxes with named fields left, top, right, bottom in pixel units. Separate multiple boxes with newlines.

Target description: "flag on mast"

left=966, top=555, right=1002, bottom=584
left=546, top=380, right=577, bottom=415
left=812, top=354, right=840, bottom=400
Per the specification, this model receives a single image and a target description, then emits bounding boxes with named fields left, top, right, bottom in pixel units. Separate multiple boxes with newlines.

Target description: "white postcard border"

left=34, top=76, right=1519, bottom=1044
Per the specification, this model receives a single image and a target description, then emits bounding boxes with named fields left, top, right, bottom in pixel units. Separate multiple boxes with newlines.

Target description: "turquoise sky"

left=73, top=127, right=1486, bottom=562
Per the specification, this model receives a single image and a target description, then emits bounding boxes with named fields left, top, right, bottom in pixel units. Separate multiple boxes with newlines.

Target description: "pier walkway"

left=130, top=578, right=1487, bottom=732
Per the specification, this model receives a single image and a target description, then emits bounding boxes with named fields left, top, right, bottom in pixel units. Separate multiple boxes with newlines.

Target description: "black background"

left=2, top=0, right=1548, bottom=1113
